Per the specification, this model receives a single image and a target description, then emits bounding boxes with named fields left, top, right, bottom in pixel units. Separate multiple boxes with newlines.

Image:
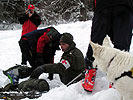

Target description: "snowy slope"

left=0, top=21, right=132, bottom=100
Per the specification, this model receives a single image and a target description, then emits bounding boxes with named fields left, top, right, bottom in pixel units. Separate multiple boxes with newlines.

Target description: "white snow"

left=0, top=21, right=132, bottom=100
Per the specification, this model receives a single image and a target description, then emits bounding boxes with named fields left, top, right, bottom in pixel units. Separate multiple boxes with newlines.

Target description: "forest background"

left=0, top=0, right=94, bottom=30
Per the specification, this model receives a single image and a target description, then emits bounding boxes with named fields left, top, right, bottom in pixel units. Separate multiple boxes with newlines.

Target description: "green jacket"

left=32, top=42, right=85, bottom=85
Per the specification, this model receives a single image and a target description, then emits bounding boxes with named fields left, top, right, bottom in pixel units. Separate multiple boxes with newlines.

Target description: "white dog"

left=90, top=37, right=133, bottom=100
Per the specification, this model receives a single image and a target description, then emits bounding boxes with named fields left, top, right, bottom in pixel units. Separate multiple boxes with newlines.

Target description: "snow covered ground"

left=0, top=21, right=132, bottom=100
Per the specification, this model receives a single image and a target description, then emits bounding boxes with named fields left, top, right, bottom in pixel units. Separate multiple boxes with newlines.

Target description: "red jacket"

left=22, top=19, right=37, bottom=36
left=21, top=27, right=61, bottom=65
left=19, top=12, right=41, bottom=36
left=37, top=29, right=50, bottom=53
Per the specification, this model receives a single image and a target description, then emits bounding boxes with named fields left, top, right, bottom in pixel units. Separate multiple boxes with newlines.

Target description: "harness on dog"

left=107, top=54, right=133, bottom=81
left=115, top=68, right=133, bottom=81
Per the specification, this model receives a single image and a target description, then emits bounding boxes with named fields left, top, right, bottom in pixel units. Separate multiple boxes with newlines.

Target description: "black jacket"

left=18, top=12, right=41, bottom=27
left=95, top=0, right=133, bottom=12
left=18, top=12, right=42, bottom=36
left=19, top=27, right=61, bottom=65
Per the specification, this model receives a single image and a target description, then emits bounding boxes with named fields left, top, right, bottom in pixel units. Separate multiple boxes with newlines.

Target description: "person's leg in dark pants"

left=48, top=73, right=53, bottom=80
left=19, top=39, right=36, bottom=70
left=112, top=5, right=133, bottom=51
left=85, top=8, right=111, bottom=67
left=83, top=8, right=112, bottom=92
left=21, top=54, right=27, bottom=65
left=45, top=57, right=54, bottom=80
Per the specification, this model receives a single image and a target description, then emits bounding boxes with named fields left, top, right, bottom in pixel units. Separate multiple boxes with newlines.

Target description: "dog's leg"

left=123, top=96, right=132, bottom=100
left=121, top=95, right=133, bottom=100
left=121, top=96, right=123, bottom=100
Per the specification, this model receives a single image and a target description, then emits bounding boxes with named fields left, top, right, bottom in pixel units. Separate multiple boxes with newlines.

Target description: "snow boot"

left=82, top=68, right=96, bottom=92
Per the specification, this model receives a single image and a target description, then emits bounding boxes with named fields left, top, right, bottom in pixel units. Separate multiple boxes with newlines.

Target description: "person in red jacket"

left=82, top=0, right=133, bottom=92
left=3, top=27, right=61, bottom=85
left=18, top=27, right=61, bottom=79
left=18, top=4, right=41, bottom=65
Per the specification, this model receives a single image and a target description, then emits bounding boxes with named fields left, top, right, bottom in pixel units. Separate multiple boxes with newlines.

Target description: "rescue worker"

left=29, top=32, right=85, bottom=85
left=82, top=0, right=133, bottom=92
left=18, top=4, right=41, bottom=65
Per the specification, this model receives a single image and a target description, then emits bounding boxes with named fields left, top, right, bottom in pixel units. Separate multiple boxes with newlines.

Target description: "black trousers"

left=21, top=53, right=27, bottom=65
left=86, top=5, right=133, bottom=67
left=19, top=39, right=36, bottom=69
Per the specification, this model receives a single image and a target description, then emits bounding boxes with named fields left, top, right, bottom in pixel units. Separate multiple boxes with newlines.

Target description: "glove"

left=35, top=53, right=44, bottom=66
left=30, top=66, right=45, bottom=79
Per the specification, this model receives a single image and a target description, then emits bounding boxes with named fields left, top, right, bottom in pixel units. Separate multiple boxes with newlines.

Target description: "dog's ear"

left=102, top=36, right=112, bottom=47
left=90, top=41, right=102, bottom=57
left=90, top=41, right=101, bottom=50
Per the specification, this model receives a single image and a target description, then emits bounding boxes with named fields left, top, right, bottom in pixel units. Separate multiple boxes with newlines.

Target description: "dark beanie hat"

left=60, top=33, right=73, bottom=45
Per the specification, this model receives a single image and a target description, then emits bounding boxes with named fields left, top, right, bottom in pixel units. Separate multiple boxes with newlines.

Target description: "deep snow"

left=0, top=21, right=132, bottom=100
